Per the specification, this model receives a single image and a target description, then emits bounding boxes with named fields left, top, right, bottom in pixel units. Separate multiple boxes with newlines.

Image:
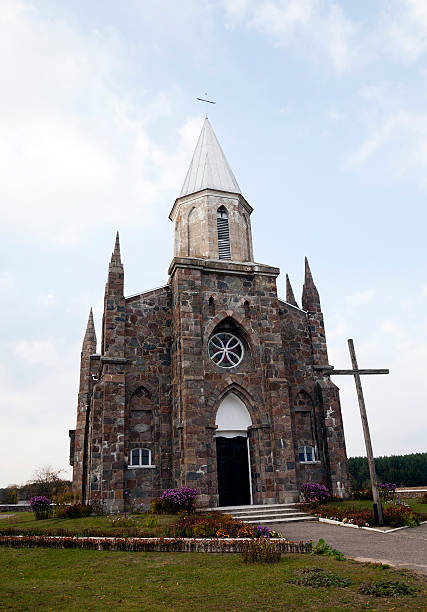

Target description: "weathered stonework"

left=70, top=119, right=351, bottom=511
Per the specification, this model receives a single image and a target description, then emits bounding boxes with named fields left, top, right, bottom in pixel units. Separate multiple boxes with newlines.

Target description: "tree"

left=26, top=466, right=71, bottom=500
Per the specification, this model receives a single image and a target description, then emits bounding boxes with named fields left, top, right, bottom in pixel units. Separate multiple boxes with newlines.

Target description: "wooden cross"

left=320, top=339, right=389, bottom=526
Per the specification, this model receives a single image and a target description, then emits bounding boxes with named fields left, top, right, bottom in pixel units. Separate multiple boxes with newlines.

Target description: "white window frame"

left=129, top=447, right=154, bottom=468
left=298, top=445, right=315, bottom=463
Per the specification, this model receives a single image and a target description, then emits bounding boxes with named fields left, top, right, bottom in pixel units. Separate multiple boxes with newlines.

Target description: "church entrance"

left=215, top=393, right=252, bottom=507
left=216, top=436, right=250, bottom=506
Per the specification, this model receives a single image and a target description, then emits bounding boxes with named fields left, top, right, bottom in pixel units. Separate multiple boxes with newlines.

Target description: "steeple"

left=102, top=232, right=125, bottom=357
left=302, top=257, right=321, bottom=312
left=170, top=119, right=253, bottom=263
left=285, top=274, right=298, bottom=308
left=180, top=118, right=241, bottom=197
left=82, top=308, right=97, bottom=353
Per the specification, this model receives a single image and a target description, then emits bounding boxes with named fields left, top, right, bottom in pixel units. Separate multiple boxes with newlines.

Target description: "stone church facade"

left=69, top=118, right=351, bottom=512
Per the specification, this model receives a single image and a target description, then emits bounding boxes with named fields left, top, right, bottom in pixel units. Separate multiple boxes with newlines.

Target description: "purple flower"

left=30, top=496, right=51, bottom=509
left=299, top=483, right=330, bottom=503
left=160, top=487, right=199, bottom=511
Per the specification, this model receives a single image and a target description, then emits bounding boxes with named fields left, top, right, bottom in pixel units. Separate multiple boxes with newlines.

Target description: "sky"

left=1, top=0, right=426, bottom=487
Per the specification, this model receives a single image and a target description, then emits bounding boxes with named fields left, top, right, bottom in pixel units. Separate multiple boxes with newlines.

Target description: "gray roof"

left=180, top=118, right=241, bottom=197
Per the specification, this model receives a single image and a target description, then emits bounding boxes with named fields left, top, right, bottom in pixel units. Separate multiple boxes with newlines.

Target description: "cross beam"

left=325, top=339, right=389, bottom=526
left=331, top=369, right=389, bottom=375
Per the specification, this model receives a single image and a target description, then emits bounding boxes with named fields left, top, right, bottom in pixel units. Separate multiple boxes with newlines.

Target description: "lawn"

left=0, top=512, right=175, bottom=537
left=0, top=547, right=425, bottom=611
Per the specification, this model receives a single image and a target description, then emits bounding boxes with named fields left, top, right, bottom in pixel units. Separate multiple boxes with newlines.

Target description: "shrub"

left=383, top=500, right=419, bottom=528
left=159, top=487, right=199, bottom=512
left=422, top=492, right=427, bottom=504
left=241, top=538, right=281, bottom=564
left=30, top=496, right=51, bottom=520
left=311, top=538, right=345, bottom=561
left=359, top=580, right=418, bottom=597
left=64, top=503, right=92, bottom=519
left=300, top=483, right=330, bottom=504
left=353, top=488, right=373, bottom=501
left=289, top=567, right=350, bottom=588
left=377, top=483, right=397, bottom=501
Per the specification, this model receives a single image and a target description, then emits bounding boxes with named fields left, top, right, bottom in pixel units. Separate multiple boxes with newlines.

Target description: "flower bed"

left=313, top=505, right=374, bottom=527
left=167, top=512, right=280, bottom=539
left=0, top=534, right=311, bottom=554
left=312, top=499, right=421, bottom=528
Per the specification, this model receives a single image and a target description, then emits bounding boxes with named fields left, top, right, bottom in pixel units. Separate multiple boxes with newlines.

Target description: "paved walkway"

left=270, top=520, right=427, bottom=575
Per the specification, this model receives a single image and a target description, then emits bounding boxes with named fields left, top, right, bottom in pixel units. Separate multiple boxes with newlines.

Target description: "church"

left=69, top=118, right=351, bottom=513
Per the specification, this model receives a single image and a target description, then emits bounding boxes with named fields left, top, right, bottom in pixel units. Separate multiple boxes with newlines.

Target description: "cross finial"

left=196, top=93, right=216, bottom=118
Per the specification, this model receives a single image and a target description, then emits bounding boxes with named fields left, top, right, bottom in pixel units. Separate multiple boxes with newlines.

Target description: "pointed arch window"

left=209, top=296, right=215, bottom=317
left=217, top=206, right=231, bottom=260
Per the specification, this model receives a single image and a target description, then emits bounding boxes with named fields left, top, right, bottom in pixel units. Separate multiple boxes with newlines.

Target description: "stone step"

left=202, top=503, right=298, bottom=512
left=243, top=515, right=317, bottom=525
left=230, top=508, right=301, bottom=517
left=232, top=511, right=308, bottom=521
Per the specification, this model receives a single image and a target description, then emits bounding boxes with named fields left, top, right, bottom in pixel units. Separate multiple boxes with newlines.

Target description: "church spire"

left=302, top=257, right=321, bottom=312
left=180, top=118, right=241, bottom=197
left=286, top=274, right=298, bottom=307
left=82, top=308, right=97, bottom=353
left=111, top=231, right=121, bottom=265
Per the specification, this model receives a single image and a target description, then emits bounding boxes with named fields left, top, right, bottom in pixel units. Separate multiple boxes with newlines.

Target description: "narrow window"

left=217, top=206, right=231, bottom=260
left=209, top=296, right=215, bottom=317
left=298, top=445, right=315, bottom=462
left=130, top=447, right=151, bottom=467
left=244, top=300, right=250, bottom=319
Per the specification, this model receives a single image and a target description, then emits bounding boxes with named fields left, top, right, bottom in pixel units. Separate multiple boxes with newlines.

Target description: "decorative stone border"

left=318, top=517, right=427, bottom=533
left=0, top=535, right=311, bottom=554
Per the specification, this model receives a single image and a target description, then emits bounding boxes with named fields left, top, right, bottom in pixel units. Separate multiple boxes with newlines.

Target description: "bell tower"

left=169, top=118, right=254, bottom=262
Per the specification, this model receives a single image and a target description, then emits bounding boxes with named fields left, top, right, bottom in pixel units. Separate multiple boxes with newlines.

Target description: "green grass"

left=0, top=512, right=175, bottom=536
left=0, top=547, right=425, bottom=611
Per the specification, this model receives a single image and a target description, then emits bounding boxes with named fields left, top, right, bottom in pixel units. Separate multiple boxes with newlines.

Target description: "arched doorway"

left=215, top=393, right=252, bottom=506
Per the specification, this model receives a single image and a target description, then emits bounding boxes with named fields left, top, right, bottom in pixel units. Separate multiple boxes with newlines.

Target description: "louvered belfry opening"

left=217, top=206, right=231, bottom=260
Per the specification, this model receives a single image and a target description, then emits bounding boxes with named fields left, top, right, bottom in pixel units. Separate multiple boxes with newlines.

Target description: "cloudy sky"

left=1, top=0, right=426, bottom=487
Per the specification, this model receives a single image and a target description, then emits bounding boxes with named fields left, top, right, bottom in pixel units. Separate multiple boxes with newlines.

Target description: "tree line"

left=349, top=452, right=427, bottom=489
left=0, top=467, right=71, bottom=504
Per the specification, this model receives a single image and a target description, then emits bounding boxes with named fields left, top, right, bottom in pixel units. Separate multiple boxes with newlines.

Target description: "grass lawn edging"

left=0, top=534, right=312, bottom=554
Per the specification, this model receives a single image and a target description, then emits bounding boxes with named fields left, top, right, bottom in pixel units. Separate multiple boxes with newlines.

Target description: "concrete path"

left=270, top=520, right=427, bottom=575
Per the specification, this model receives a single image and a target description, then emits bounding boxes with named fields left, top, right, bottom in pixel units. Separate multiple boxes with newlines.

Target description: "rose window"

left=208, top=332, right=244, bottom=368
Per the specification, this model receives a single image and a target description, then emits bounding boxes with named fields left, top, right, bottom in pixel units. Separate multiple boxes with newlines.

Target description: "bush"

left=63, top=503, right=92, bottom=519
left=30, top=496, right=51, bottom=520
left=383, top=500, right=420, bottom=528
left=353, top=488, right=373, bottom=501
left=159, top=487, right=199, bottom=512
left=377, top=483, right=396, bottom=502
left=241, top=538, right=281, bottom=564
left=289, top=567, right=350, bottom=588
left=359, top=580, right=418, bottom=597
left=311, top=538, right=345, bottom=561
left=300, top=483, right=330, bottom=504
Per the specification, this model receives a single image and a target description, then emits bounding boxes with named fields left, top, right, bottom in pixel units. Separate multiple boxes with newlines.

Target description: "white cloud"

left=222, top=0, right=359, bottom=73
left=11, top=338, right=59, bottom=366
left=346, top=289, right=375, bottom=307
left=0, top=0, right=199, bottom=244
